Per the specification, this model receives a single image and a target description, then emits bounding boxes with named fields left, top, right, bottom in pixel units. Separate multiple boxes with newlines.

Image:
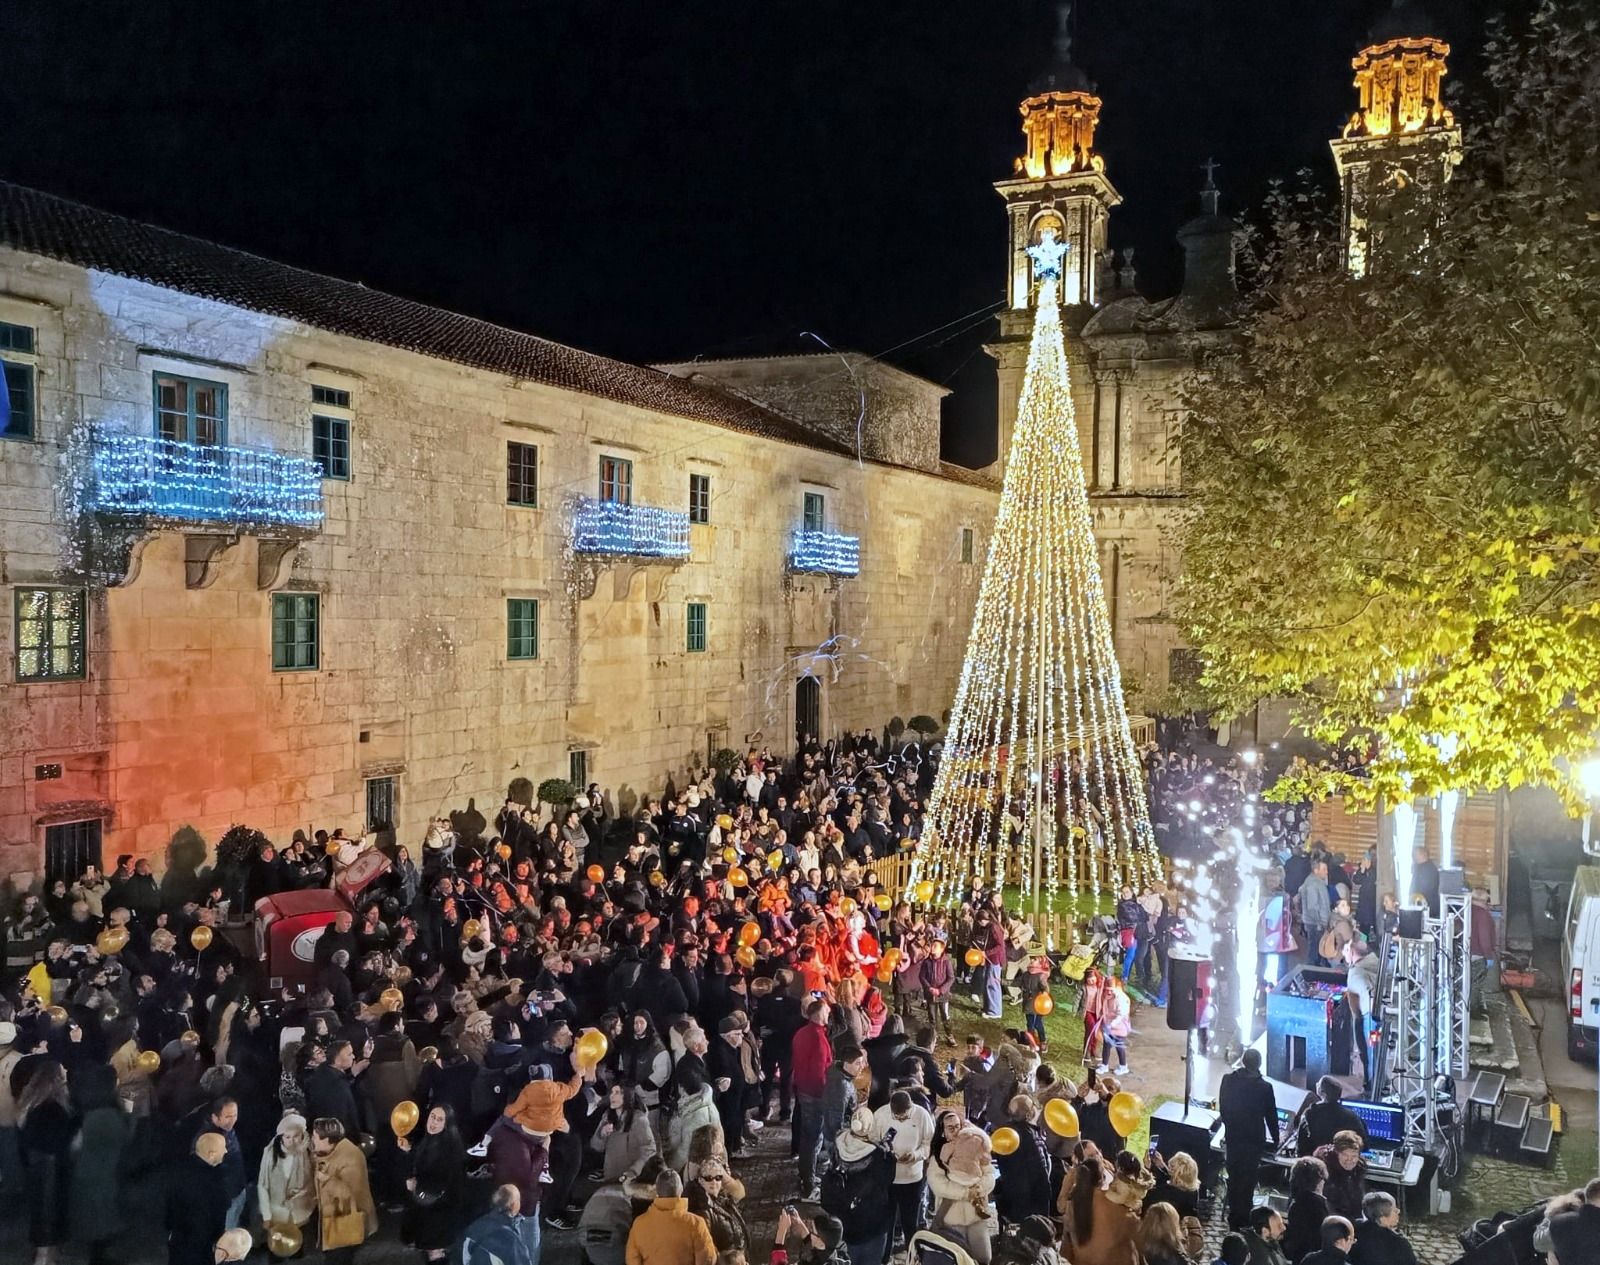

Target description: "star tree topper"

left=1026, top=227, right=1068, bottom=282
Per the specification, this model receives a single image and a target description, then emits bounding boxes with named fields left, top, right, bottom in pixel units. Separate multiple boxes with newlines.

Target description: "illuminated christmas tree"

left=917, top=229, right=1159, bottom=919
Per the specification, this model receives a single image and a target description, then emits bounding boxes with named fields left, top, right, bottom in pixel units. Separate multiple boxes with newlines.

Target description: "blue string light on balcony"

left=88, top=430, right=324, bottom=529
left=789, top=528, right=861, bottom=576
left=571, top=498, right=691, bottom=559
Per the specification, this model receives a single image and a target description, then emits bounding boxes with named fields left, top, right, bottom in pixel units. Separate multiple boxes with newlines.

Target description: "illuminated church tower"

left=1329, top=1, right=1462, bottom=278
left=987, top=3, right=1119, bottom=475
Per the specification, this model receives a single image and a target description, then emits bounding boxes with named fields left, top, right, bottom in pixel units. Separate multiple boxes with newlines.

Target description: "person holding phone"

left=870, top=1090, right=934, bottom=1262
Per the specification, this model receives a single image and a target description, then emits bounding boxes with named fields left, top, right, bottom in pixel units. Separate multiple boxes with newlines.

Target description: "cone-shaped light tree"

left=917, top=230, right=1160, bottom=923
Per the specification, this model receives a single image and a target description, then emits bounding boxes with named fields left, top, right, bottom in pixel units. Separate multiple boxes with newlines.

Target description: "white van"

left=1562, top=865, right=1600, bottom=1060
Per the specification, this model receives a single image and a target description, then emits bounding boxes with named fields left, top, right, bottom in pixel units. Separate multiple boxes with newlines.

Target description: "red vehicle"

left=252, top=850, right=390, bottom=991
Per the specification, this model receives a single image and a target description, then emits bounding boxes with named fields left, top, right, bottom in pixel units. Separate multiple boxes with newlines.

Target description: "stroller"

left=907, top=1230, right=981, bottom=1265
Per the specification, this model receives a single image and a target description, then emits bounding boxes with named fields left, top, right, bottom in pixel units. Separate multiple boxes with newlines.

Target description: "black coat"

left=863, top=1030, right=908, bottom=1109
left=1283, top=1191, right=1331, bottom=1265
left=166, top=1154, right=231, bottom=1265
left=1349, top=1222, right=1417, bottom=1265
left=823, top=1149, right=895, bottom=1244
left=403, top=1130, right=469, bottom=1250
left=994, top=1121, right=1055, bottom=1224
left=1219, top=1068, right=1280, bottom=1151
left=303, top=1063, right=361, bottom=1137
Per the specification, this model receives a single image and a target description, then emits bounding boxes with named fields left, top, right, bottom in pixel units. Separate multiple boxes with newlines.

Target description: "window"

left=686, top=602, right=708, bottom=653
left=1, top=320, right=36, bottom=441
left=153, top=373, right=227, bottom=445
left=44, top=819, right=102, bottom=887
left=312, top=384, right=350, bottom=409
left=15, top=587, right=87, bottom=682
left=802, top=491, right=826, bottom=532
left=507, top=441, right=539, bottom=507
left=689, top=473, right=711, bottom=524
left=271, top=593, right=319, bottom=671
left=312, top=415, right=351, bottom=480
left=599, top=455, right=633, bottom=504
left=961, top=527, right=975, bottom=564
left=507, top=598, right=540, bottom=660
left=569, top=750, right=588, bottom=789
left=366, top=776, right=397, bottom=834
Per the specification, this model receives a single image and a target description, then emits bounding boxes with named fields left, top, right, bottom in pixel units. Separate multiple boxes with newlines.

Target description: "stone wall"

left=0, top=249, right=995, bottom=888
left=657, top=355, right=947, bottom=475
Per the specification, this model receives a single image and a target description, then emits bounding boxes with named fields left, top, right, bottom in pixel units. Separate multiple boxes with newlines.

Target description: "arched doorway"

left=795, top=676, right=820, bottom=751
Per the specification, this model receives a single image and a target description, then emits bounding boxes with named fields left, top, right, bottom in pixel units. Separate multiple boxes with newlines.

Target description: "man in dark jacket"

left=863, top=1016, right=908, bottom=1110
left=1297, top=1077, right=1367, bottom=1155
left=1246, top=1207, right=1291, bottom=1265
left=1219, top=1049, right=1280, bottom=1228
left=1300, top=1216, right=1355, bottom=1265
left=303, top=1039, right=364, bottom=1137
left=1349, top=1193, right=1417, bottom=1265
left=166, top=1131, right=232, bottom=1265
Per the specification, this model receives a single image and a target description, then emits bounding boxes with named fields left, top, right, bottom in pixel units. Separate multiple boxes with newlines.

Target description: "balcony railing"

left=87, top=430, right=324, bottom=530
left=572, top=498, right=690, bottom=560
left=789, top=528, right=860, bottom=576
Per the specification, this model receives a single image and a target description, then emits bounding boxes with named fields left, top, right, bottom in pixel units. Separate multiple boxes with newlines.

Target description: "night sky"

left=1, top=1, right=1501, bottom=466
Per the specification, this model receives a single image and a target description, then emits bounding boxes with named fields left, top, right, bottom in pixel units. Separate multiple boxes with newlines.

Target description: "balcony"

left=87, top=430, right=324, bottom=531
left=789, top=528, right=860, bottom=577
left=571, top=498, right=691, bottom=560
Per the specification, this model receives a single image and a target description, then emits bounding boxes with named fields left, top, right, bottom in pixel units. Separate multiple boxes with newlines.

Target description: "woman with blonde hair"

left=1146, top=1153, right=1205, bottom=1257
left=1134, top=1201, right=1195, bottom=1265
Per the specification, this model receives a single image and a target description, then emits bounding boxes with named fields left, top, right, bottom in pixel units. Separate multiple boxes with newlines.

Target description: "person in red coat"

left=790, top=999, right=834, bottom=1200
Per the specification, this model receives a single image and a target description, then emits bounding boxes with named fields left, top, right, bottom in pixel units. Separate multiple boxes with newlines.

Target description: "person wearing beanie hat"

left=824, top=1106, right=895, bottom=1265
left=626, top=1168, right=718, bottom=1265
left=258, top=1110, right=317, bottom=1239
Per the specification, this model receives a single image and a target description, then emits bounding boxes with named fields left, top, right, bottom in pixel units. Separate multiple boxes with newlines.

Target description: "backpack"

left=470, top=1063, right=523, bottom=1121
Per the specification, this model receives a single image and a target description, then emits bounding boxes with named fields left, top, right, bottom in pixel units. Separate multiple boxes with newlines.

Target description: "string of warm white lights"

left=915, top=231, right=1160, bottom=926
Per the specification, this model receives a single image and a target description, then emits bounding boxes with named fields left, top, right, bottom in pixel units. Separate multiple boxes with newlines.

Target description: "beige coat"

left=315, top=1138, right=377, bottom=1249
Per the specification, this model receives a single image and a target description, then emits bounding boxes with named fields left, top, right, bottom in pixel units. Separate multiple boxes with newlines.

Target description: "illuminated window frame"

left=14, top=586, right=87, bottom=682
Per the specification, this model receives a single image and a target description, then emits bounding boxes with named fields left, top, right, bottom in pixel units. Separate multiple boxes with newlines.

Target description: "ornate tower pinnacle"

left=1330, top=1, right=1461, bottom=277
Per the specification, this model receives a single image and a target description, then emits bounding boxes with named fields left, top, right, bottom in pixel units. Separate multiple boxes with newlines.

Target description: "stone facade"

left=0, top=242, right=996, bottom=889
left=655, top=355, right=948, bottom=476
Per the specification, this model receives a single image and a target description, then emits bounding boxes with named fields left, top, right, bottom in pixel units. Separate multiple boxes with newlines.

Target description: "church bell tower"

left=987, top=3, right=1120, bottom=475
left=1330, top=1, right=1462, bottom=278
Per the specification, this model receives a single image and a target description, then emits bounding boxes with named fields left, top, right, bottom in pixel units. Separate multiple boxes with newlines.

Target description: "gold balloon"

left=574, top=1029, right=609, bottom=1069
left=728, top=866, right=749, bottom=889
left=738, top=922, right=761, bottom=948
left=914, top=880, right=935, bottom=904
left=717, top=814, right=734, bottom=831
left=587, top=864, right=605, bottom=883
left=767, top=850, right=784, bottom=870
left=44, top=1006, right=68, bottom=1024
left=876, top=963, right=893, bottom=983
left=190, top=925, right=213, bottom=951
left=965, top=948, right=985, bottom=968
left=180, top=1029, right=201, bottom=1045
left=390, top=1100, right=420, bottom=1138
left=136, top=1049, right=162, bottom=1074
left=266, top=1223, right=303, bottom=1258
left=1108, top=1091, right=1144, bottom=1137
left=418, top=1045, right=439, bottom=1064
left=875, top=893, right=893, bottom=912
left=840, top=897, right=857, bottom=916
left=990, top=1126, right=1021, bottom=1156
left=96, top=927, right=130, bottom=955
left=379, top=987, right=404, bottom=1012
left=461, top=919, right=483, bottom=941
left=1044, top=1098, right=1079, bottom=1137
left=496, top=843, right=513, bottom=860
left=735, top=945, right=757, bottom=969
left=723, top=846, right=738, bottom=864
left=1033, top=994, right=1055, bottom=1016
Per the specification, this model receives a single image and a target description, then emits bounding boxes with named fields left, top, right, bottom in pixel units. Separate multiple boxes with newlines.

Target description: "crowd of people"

left=0, top=727, right=1523, bottom=1265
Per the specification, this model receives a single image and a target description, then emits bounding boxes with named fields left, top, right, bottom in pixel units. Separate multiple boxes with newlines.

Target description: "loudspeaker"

left=1166, top=953, right=1213, bottom=1030
left=1441, top=867, right=1466, bottom=897
left=1398, top=908, right=1425, bottom=939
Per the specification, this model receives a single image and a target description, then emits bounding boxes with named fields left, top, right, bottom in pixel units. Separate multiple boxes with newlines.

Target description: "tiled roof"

left=0, top=180, right=853, bottom=456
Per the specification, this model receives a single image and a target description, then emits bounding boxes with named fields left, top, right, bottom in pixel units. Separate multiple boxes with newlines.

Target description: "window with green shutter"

left=507, top=598, right=540, bottom=660
left=686, top=602, right=708, bottom=653
left=271, top=593, right=319, bottom=671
